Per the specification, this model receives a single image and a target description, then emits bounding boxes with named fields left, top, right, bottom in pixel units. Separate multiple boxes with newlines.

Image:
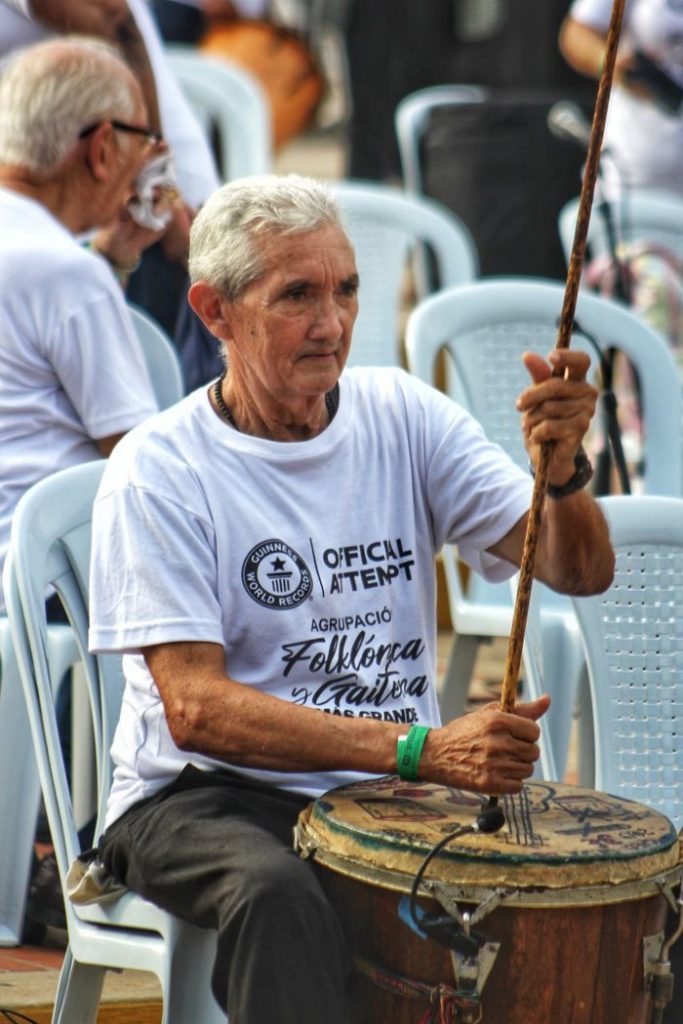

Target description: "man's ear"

left=188, top=282, right=232, bottom=340
left=83, top=121, right=115, bottom=182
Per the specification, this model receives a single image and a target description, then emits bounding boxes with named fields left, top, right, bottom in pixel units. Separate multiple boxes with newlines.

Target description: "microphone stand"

left=591, top=163, right=632, bottom=496
left=546, top=105, right=632, bottom=495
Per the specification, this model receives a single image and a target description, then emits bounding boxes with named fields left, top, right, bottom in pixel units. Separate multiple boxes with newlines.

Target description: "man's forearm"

left=536, top=490, right=615, bottom=596
left=144, top=641, right=545, bottom=794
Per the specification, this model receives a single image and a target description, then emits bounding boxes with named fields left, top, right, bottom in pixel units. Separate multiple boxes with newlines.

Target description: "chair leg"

left=0, top=628, right=41, bottom=945
left=0, top=621, right=79, bottom=945
left=162, top=920, right=225, bottom=1024
left=53, top=949, right=105, bottom=1024
left=439, top=633, right=480, bottom=722
left=575, top=667, right=596, bottom=788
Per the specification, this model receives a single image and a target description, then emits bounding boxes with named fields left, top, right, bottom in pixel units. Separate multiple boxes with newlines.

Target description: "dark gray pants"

left=99, top=765, right=354, bottom=1023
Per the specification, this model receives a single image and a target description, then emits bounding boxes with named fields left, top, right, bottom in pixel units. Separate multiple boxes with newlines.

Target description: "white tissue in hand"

left=128, top=152, right=177, bottom=230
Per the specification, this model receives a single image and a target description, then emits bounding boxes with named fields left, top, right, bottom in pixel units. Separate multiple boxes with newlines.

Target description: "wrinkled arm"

left=144, top=641, right=547, bottom=794
left=491, top=492, right=613, bottom=596
left=488, top=348, right=615, bottom=595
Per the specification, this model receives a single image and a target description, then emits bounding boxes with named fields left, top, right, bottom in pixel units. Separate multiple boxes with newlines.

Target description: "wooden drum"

left=295, top=778, right=683, bottom=1024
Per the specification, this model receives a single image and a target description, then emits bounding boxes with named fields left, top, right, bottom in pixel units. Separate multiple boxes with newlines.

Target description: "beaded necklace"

left=211, top=373, right=338, bottom=431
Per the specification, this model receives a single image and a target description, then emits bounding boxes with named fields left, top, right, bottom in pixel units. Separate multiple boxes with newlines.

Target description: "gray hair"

left=189, top=174, right=347, bottom=301
left=0, top=37, right=139, bottom=174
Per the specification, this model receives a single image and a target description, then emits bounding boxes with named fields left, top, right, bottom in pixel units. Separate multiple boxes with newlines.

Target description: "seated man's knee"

left=220, top=849, right=339, bottom=943
left=235, top=850, right=324, bottom=912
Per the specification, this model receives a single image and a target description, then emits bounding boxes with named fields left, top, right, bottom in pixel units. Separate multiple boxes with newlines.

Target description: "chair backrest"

left=559, top=189, right=683, bottom=268
left=570, top=495, right=683, bottom=829
left=165, top=46, right=272, bottom=179
left=4, top=460, right=225, bottom=1021
left=127, top=303, right=185, bottom=408
left=3, top=461, right=109, bottom=889
left=405, top=278, right=683, bottom=496
left=330, top=180, right=478, bottom=367
left=405, top=278, right=683, bottom=782
left=395, top=84, right=488, bottom=195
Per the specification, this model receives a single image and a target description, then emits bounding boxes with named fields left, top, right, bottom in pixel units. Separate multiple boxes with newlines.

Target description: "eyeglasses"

left=78, top=119, right=162, bottom=148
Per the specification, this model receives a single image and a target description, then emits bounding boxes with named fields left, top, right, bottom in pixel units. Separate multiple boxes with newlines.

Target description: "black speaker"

left=421, top=91, right=591, bottom=279
left=345, top=0, right=591, bottom=181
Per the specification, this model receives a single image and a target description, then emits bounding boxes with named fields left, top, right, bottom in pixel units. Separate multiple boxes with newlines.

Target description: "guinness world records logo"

left=241, top=539, right=313, bottom=609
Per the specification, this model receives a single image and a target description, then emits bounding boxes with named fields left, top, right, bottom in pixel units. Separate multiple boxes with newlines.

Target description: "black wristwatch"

left=529, top=447, right=594, bottom=499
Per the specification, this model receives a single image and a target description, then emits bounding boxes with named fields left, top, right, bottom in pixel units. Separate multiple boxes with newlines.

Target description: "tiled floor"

left=0, top=936, right=163, bottom=1017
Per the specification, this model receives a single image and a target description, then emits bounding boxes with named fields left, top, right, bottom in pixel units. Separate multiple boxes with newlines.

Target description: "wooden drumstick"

left=499, top=0, right=627, bottom=715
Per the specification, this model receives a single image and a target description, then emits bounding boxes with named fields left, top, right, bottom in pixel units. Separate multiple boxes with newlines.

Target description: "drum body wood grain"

left=296, top=778, right=682, bottom=1024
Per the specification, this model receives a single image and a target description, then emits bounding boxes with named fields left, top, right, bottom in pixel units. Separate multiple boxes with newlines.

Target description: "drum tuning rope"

left=486, top=0, right=627, bottom=824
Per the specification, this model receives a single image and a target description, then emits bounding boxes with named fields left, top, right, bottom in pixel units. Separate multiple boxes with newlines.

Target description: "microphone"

left=475, top=801, right=505, bottom=834
left=547, top=101, right=592, bottom=149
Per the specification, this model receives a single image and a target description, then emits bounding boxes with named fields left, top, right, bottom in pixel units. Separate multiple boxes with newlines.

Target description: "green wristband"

left=397, top=725, right=431, bottom=781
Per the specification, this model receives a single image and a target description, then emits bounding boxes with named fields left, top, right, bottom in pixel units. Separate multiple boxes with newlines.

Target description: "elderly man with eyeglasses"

left=0, top=34, right=165, bottom=609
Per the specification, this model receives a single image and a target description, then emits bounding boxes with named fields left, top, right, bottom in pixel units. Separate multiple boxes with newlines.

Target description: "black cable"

left=572, top=316, right=631, bottom=495
left=0, top=1010, right=41, bottom=1024
left=409, top=823, right=475, bottom=932
left=597, top=194, right=631, bottom=304
left=408, top=801, right=505, bottom=934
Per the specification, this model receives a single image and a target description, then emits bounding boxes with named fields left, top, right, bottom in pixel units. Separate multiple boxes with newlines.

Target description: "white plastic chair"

left=4, top=461, right=225, bottom=1023
left=0, top=617, right=78, bottom=946
left=569, top=495, right=683, bottom=830
left=405, top=278, right=682, bottom=781
left=395, top=85, right=488, bottom=196
left=329, top=180, right=478, bottom=368
left=127, top=304, right=185, bottom=408
left=558, top=189, right=683, bottom=268
left=0, top=306, right=181, bottom=948
left=165, top=46, right=272, bottom=180
left=559, top=190, right=683, bottom=487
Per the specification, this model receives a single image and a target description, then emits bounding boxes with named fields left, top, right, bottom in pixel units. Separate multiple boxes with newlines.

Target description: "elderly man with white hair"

left=0, top=36, right=162, bottom=610
left=0, top=0, right=220, bottom=210
left=89, top=173, right=614, bottom=1022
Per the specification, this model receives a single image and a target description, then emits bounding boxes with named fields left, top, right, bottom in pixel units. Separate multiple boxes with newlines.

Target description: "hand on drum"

left=422, top=695, right=550, bottom=794
left=517, top=349, right=597, bottom=488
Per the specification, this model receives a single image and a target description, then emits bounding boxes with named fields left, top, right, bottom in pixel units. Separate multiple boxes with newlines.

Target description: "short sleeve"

left=89, top=473, right=224, bottom=653
left=405, top=378, right=532, bottom=581
left=45, top=287, right=158, bottom=438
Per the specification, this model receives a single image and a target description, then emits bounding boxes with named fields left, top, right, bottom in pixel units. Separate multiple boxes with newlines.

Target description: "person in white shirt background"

left=0, top=0, right=222, bottom=340
left=0, top=33, right=167, bottom=940
left=560, top=0, right=683, bottom=198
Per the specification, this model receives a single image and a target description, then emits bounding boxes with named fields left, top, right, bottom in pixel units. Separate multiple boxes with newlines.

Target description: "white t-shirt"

left=89, top=368, right=532, bottom=827
left=0, top=188, right=159, bottom=608
left=570, top=0, right=683, bottom=196
left=0, top=0, right=220, bottom=208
